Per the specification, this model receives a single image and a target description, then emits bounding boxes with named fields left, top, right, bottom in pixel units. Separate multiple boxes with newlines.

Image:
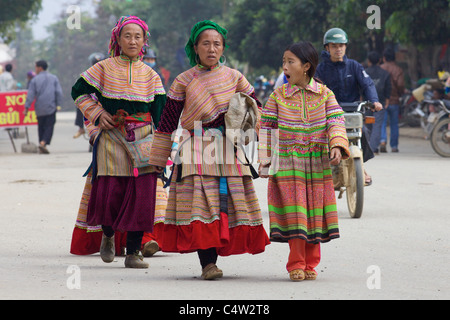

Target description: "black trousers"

left=75, top=109, right=84, bottom=128
left=37, top=112, right=56, bottom=145
left=197, top=248, right=218, bottom=269
left=102, top=226, right=143, bottom=255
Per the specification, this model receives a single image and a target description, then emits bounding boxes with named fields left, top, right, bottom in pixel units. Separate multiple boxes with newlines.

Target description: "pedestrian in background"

left=259, top=41, right=349, bottom=281
left=365, top=51, right=391, bottom=153
left=0, top=63, right=16, bottom=92
left=24, top=60, right=63, bottom=154
left=380, top=47, right=405, bottom=153
left=26, top=71, right=35, bottom=89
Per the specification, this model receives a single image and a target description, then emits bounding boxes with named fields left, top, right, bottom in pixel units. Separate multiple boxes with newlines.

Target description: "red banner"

left=0, top=90, right=37, bottom=128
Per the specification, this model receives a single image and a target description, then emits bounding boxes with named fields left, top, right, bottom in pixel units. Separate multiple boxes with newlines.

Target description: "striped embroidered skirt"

left=155, top=166, right=270, bottom=256
left=268, top=150, right=340, bottom=243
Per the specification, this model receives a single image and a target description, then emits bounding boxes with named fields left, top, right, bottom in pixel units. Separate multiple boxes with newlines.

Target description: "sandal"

left=289, top=269, right=305, bottom=282
left=364, top=171, right=372, bottom=186
left=201, top=263, right=223, bottom=280
left=304, top=270, right=317, bottom=280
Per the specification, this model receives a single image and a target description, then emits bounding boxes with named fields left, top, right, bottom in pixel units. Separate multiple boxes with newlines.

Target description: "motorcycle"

left=403, top=78, right=447, bottom=135
left=332, top=101, right=375, bottom=219
left=427, top=98, right=450, bottom=157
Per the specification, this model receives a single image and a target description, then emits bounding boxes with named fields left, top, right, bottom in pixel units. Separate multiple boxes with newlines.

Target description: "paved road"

left=0, top=112, right=449, bottom=301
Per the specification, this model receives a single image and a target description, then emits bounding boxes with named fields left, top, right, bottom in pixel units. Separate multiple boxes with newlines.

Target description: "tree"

left=38, top=11, right=110, bottom=109
left=96, top=0, right=225, bottom=81
left=0, top=0, right=42, bottom=42
left=226, top=0, right=450, bottom=84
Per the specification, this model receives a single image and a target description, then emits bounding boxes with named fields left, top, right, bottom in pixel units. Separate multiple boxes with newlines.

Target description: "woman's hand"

left=98, top=112, right=115, bottom=130
left=329, top=147, right=342, bottom=166
left=258, top=163, right=270, bottom=178
left=154, top=166, right=164, bottom=173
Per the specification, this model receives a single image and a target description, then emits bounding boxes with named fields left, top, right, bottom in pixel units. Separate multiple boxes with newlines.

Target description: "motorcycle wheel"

left=430, top=118, right=450, bottom=157
left=346, top=157, right=364, bottom=218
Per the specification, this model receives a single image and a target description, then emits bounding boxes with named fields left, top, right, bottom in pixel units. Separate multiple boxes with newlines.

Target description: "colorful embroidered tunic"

left=72, top=55, right=166, bottom=177
left=148, top=65, right=270, bottom=255
left=71, top=55, right=166, bottom=232
left=149, top=65, right=256, bottom=178
left=259, top=79, right=349, bottom=243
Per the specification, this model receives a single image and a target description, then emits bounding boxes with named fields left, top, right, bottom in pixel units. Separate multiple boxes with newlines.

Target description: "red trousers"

left=287, top=239, right=321, bottom=273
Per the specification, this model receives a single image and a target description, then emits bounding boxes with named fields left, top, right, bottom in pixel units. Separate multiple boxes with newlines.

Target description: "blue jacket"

left=315, top=50, right=379, bottom=104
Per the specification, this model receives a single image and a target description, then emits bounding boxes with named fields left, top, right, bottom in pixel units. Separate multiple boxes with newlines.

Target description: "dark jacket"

left=365, top=65, right=391, bottom=106
left=316, top=50, right=379, bottom=104
left=380, top=61, right=404, bottom=105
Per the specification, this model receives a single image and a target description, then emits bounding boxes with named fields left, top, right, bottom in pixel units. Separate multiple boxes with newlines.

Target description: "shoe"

left=391, top=147, right=399, bottom=152
left=100, top=234, right=115, bottom=263
left=38, top=145, right=49, bottom=154
left=289, top=269, right=305, bottom=282
left=124, top=252, right=149, bottom=268
left=304, top=270, right=318, bottom=280
left=201, top=263, right=223, bottom=280
left=73, top=129, right=85, bottom=139
left=379, top=142, right=387, bottom=153
left=364, top=171, right=373, bottom=186
left=142, top=240, right=160, bottom=257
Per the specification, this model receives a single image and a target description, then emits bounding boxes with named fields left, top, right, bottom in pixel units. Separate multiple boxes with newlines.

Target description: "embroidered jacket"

left=259, top=78, right=350, bottom=165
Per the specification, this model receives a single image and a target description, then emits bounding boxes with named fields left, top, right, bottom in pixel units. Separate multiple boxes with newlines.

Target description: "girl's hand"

left=329, top=147, right=342, bottom=166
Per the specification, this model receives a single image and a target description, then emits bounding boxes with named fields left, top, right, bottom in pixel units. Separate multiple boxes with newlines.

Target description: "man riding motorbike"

left=315, top=27, right=382, bottom=186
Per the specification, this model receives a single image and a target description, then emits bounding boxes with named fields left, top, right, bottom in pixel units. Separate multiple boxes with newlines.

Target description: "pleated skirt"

left=268, top=150, right=340, bottom=244
left=86, top=173, right=157, bottom=232
left=156, top=166, right=270, bottom=256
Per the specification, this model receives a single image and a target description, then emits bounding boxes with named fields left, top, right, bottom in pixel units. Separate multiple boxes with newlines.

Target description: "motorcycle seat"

left=340, top=102, right=359, bottom=112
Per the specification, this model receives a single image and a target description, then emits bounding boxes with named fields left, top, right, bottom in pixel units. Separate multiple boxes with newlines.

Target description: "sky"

left=31, top=0, right=97, bottom=40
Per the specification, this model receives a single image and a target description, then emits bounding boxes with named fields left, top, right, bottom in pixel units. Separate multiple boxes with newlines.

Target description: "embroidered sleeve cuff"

left=330, top=136, right=350, bottom=159
left=148, top=131, right=173, bottom=167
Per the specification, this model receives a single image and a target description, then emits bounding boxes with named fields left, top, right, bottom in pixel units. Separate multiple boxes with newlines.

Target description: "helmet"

left=88, top=52, right=106, bottom=66
left=144, top=48, right=157, bottom=59
left=323, top=28, right=348, bottom=46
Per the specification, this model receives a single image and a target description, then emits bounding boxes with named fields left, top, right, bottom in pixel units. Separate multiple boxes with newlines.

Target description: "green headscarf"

left=185, top=20, right=228, bottom=67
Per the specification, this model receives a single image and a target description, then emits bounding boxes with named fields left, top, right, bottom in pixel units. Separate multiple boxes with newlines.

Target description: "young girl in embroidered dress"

left=259, top=41, right=350, bottom=281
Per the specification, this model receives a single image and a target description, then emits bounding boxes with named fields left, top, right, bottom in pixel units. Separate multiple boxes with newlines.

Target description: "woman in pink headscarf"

left=71, top=16, right=166, bottom=268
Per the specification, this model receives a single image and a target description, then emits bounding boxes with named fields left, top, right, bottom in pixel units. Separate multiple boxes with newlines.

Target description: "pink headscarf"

left=108, top=15, right=150, bottom=58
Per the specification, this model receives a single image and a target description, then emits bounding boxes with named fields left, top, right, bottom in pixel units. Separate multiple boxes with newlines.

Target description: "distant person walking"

left=380, top=48, right=405, bottom=153
left=365, top=51, right=391, bottom=153
left=0, top=63, right=16, bottom=92
left=24, top=60, right=63, bottom=154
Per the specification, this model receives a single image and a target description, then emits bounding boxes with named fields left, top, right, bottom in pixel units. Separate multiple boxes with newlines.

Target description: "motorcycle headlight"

left=344, top=113, right=363, bottom=129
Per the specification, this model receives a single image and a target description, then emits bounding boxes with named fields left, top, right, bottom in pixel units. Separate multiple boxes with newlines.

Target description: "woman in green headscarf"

left=148, top=20, right=270, bottom=280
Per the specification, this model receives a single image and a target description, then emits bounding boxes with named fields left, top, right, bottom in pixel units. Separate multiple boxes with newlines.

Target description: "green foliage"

left=96, top=0, right=226, bottom=80
left=0, top=0, right=42, bottom=42
left=8, top=0, right=449, bottom=107
left=227, top=0, right=449, bottom=70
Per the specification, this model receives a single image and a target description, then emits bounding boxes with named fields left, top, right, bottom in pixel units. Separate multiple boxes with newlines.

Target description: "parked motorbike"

left=332, top=101, right=375, bottom=219
left=427, top=98, right=450, bottom=157
left=402, top=78, right=448, bottom=136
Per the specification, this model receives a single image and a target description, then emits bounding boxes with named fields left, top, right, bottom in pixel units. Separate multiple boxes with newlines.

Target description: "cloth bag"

left=224, top=92, right=260, bottom=179
left=224, top=92, right=260, bottom=146
left=108, top=126, right=154, bottom=177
